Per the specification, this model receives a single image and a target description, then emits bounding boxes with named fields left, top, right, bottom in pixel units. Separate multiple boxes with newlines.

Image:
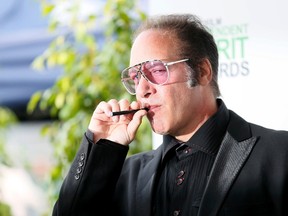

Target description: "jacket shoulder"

left=228, top=110, right=288, bottom=143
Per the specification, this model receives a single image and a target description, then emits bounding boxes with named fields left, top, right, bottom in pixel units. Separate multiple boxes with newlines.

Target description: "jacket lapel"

left=198, top=111, right=258, bottom=216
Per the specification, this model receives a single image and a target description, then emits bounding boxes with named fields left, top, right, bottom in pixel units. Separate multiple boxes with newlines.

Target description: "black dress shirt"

left=153, top=100, right=230, bottom=216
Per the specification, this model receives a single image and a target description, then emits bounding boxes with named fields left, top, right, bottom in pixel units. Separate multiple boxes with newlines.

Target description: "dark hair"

left=134, top=14, right=220, bottom=97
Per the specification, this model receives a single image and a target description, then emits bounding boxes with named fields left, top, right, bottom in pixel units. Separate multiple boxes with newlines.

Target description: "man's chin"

left=151, top=125, right=168, bottom=136
left=148, top=118, right=168, bottom=134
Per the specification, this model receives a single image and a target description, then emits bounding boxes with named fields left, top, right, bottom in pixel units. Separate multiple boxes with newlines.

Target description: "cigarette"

left=110, top=107, right=149, bottom=116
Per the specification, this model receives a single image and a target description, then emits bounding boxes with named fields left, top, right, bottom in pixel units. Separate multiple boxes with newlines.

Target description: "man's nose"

left=136, top=73, right=153, bottom=98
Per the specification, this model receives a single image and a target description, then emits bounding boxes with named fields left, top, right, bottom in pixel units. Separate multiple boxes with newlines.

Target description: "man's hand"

left=88, top=99, right=148, bottom=146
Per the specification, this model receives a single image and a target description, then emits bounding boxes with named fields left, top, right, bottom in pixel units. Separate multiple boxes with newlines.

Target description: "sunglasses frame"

left=121, top=58, right=190, bottom=95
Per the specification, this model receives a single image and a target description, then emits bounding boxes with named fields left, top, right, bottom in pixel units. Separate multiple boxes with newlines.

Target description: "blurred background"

left=0, top=0, right=287, bottom=215
left=0, top=0, right=149, bottom=215
left=0, top=0, right=57, bottom=215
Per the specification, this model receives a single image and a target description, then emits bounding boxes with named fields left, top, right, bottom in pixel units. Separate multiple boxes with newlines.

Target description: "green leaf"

left=55, top=93, right=65, bottom=109
left=42, top=4, right=55, bottom=16
left=32, top=56, right=45, bottom=70
left=27, top=91, right=42, bottom=113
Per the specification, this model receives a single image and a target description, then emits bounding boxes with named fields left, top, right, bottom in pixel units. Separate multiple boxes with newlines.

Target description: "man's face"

left=131, top=30, right=206, bottom=139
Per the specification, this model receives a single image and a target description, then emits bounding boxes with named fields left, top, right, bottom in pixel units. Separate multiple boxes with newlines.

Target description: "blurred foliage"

left=0, top=202, right=12, bottom=216
left=28, top=0, right=150, bottom=210
left=0, top=107, right=17, bottom=166
left=0, top=107, right=16, bottom=215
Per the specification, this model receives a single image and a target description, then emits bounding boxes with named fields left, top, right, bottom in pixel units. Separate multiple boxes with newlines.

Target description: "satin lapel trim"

left=135, top=148, right=162, bottom=216
left=198, top=132, right=258, bottom=216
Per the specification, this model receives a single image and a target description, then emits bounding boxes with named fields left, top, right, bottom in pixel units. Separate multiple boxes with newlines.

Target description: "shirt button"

left=177, top=170, right=185, bottom=178
left=184, top=147, right=191, bottom=154
left=176, top=177, right=184, bottom=185
left=173, top=210, right=181, bottom=216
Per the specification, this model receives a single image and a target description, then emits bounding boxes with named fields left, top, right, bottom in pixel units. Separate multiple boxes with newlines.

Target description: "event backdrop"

left=146, top=0, right=288, bottom=147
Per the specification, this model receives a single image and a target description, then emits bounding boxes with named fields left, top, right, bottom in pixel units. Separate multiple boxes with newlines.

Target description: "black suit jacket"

left=53, top=110, right=288, bottom=216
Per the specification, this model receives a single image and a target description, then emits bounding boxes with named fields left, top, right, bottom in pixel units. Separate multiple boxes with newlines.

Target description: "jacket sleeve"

left=52, top=131, right=129, bottom=216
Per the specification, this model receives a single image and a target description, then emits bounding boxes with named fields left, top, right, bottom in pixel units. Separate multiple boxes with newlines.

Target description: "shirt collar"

left=162, top=99, right=230, bottom=159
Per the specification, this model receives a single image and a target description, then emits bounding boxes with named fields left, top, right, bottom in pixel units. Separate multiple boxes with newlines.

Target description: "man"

left=53, top=14, right=288, bottom=216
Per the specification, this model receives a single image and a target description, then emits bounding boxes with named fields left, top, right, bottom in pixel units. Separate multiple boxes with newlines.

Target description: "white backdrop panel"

left=147, top=0, right=288, bottom=147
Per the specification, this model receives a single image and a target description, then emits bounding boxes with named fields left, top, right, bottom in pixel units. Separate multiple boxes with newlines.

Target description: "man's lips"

left=146, top=105, right=160, bottom=112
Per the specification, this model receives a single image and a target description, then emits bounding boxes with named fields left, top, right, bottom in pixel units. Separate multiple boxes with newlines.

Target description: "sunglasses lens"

left=142, top=61, right=168, bottom=85
left=121, top=67, right=138, bottom=94
left=121, top=60, right=169, bottom=95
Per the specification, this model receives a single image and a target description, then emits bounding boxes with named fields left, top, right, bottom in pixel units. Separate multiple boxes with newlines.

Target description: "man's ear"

left=198, top=58, right=213, bottom=86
